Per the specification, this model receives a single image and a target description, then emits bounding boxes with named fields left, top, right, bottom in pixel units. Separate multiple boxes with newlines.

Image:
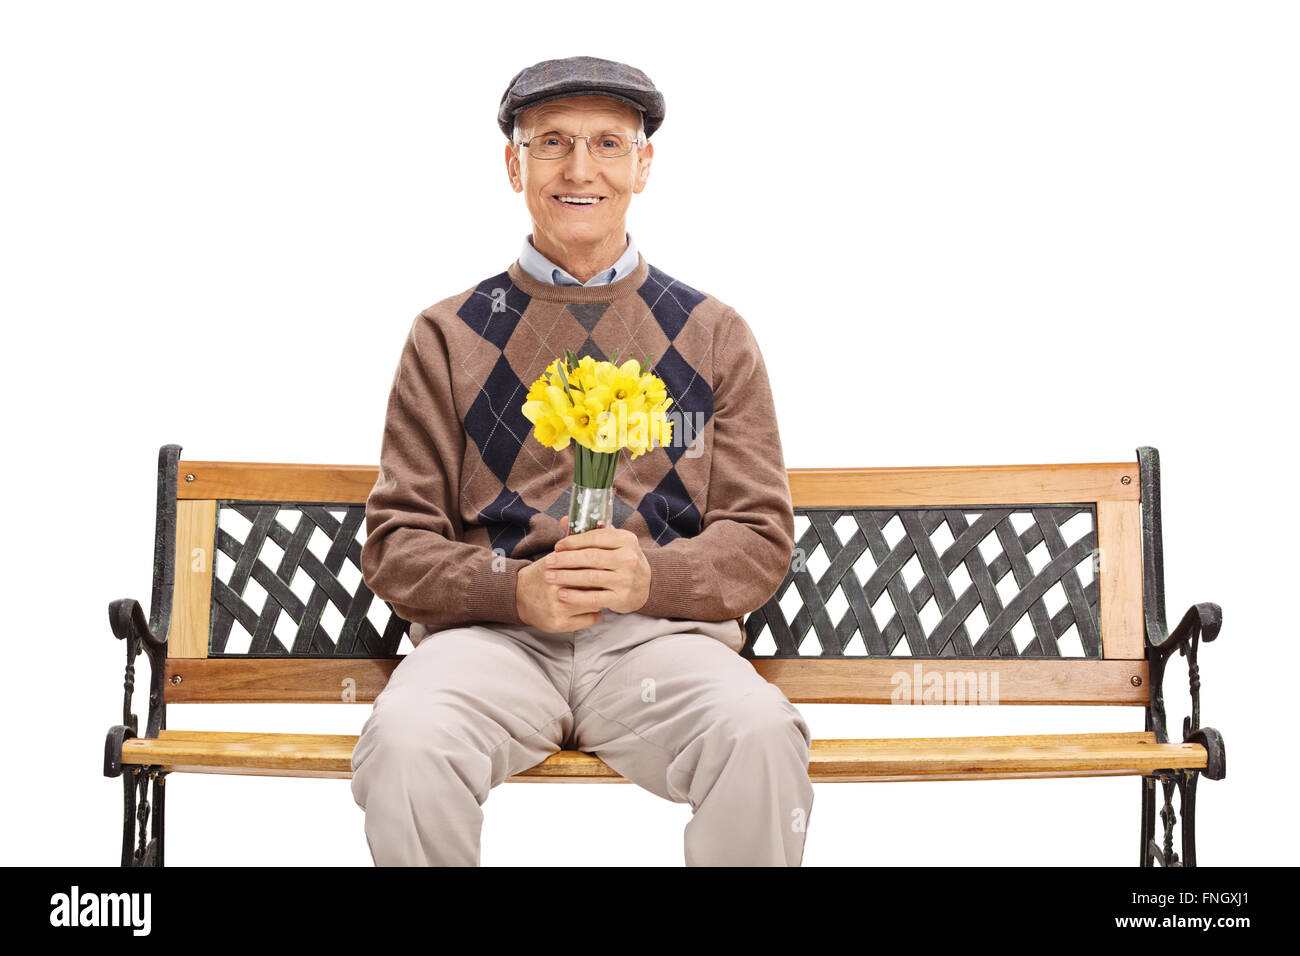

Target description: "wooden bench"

left=104, top=443, right=1225, bottom=866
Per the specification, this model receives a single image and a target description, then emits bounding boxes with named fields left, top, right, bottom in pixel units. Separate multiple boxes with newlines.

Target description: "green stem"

left=571, top=446, right=621, bottom=489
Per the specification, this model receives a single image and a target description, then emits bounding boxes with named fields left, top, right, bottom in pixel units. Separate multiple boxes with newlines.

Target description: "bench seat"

left=121, top=729, right=1208, bottom=783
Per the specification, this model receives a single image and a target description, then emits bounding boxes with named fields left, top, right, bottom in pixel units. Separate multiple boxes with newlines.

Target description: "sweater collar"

left=519, top=231, right=640, bottom=287
left=508, top=250, right=649, bottom=302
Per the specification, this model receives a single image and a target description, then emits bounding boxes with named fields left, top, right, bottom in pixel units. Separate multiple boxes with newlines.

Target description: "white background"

left=2, top=0, right=1294, bottom=866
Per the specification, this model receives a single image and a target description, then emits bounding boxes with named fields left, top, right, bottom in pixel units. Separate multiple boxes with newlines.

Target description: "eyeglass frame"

left=514, top=129, right=647, bottom=160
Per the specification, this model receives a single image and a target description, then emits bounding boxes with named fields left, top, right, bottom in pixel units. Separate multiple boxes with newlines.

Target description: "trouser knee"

left=350, top=707, right=490, bottom=809
left=699, top=687, right=812, bottom=770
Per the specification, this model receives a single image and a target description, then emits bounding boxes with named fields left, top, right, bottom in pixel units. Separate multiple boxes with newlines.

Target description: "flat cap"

left=498, top=55, right=665, bottom=141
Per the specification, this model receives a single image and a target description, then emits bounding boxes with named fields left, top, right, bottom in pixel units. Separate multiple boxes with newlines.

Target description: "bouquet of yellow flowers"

left=522, top=348, right=674, bottom=535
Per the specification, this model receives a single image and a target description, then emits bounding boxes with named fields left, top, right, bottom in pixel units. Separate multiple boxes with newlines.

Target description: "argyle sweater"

left=361, top=252, right=795, bottom=639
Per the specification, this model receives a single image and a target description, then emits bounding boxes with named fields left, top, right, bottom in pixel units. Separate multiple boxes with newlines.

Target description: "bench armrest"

left=1146, top=601, right=1225, bottom=780
left=109, top=596, right=167, bottom=652
left=107, top=596, right=168, bottom=749
left=1148, top=601, right=1221, bottom=659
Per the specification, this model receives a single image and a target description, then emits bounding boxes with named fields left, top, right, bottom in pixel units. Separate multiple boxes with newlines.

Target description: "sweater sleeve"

left=636, top=307, right=796, bottom=622
left=360, top=312, right=530, bottom=630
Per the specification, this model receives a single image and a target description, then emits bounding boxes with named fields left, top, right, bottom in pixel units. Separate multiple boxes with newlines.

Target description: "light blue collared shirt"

left=519, top=232, right=640, bottom=286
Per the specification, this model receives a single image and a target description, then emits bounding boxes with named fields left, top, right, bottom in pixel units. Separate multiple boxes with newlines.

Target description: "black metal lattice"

left=742, top=505, right=1101, bottom=659
left=208, top=500, right=1099, bottom=661
left=209, top=501, right=410, bottom=657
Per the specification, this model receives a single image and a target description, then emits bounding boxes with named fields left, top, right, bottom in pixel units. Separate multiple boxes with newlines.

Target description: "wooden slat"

left=123, top=730, right=357, bottom=779
left=800, top=733, right=1206, bottom=782
left=177, top=460, right=378, bottom=503
left=785, top=461, right=1139, bottom=507
left=512, top=732, right=1202, bottom=782
left=750, top=659, right=1149, bottom=704
left=165, top=658, right=400, bottom=703
left=119, top=730, right=1206, bottom=782
left=168, top=499, right=216, bottom=659
left=1097, top=498, right=1146, bottom=659
left=164, top=657, right=1150, bottom=706
left=174, top=459, right=1141, bottom=507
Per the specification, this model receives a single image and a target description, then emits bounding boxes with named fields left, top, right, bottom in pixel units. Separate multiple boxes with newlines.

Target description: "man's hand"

left=516, top=517, right=653, bottom=633
left=516, top=516, right=652, bottom=633
left=550, top=516, right=653, bottom=614
left=516, top=551, right=605, bottom=634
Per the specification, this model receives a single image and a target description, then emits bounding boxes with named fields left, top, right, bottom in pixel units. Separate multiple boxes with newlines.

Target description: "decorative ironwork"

left=743, top=504, right=1100, bottom=658
left=1135, top=445, right=1227, bottom=868
left=1140, top=771, right=1200, bottom=867
left=104, top=443, right=180, bottom=867
left=209, top=501, right=411, bottom=657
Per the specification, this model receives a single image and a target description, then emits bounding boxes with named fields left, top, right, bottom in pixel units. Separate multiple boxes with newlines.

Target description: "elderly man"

left=349, top=55, right=813, bottom=866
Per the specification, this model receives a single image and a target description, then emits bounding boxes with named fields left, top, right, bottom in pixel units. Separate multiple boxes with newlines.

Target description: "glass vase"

left=567, top=482, right=613, bottom=536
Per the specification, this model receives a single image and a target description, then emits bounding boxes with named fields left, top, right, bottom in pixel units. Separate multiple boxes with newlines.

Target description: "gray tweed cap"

left=498, top=55, right=665, bottom=141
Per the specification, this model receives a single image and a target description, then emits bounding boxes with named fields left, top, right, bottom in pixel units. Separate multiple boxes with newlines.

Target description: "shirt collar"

left=518, top=232, right=639, bottom=287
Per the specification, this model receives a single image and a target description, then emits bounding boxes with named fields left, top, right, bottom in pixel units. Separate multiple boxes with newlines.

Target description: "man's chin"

left=545, top=229, right=618, bottom=252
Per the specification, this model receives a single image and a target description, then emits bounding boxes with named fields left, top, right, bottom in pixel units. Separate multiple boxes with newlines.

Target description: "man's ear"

left=505, top=140, right=523, bottom=192
left=632, top=141, right=654, bottom=194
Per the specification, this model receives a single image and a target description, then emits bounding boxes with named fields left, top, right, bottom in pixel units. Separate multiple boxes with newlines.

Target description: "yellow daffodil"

left=651, top=408, right=673, bottom=450
left=564, top=395, right=610, bottom=450
left=533, top=412, right=571, bottom=450
left=525, top=375, right=549, bottom=404
left=565, top=354, right=599, bottom=392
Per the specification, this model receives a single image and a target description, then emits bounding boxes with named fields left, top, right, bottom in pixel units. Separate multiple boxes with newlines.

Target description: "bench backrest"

left=149, top=445, right=1164, bottom=708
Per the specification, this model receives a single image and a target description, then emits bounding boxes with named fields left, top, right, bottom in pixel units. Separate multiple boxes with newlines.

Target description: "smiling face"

left=505, top=95, right=653, bottom=275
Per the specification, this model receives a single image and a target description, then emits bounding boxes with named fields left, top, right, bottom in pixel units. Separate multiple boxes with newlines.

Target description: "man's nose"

left=562, top=138, right=597, bottom=178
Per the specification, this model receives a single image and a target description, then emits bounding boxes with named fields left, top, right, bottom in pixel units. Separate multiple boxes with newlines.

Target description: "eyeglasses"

left=518, top=131, right=642, bottom=160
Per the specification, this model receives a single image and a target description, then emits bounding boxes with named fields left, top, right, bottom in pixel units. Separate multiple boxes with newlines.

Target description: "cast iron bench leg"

left=117, top=764, right=165, bottom=867
left=1141, top=769, right=1200, bottom=867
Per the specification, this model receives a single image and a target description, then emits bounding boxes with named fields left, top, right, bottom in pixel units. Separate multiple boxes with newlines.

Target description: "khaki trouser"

left=349, top=607, right=814, bottom=866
